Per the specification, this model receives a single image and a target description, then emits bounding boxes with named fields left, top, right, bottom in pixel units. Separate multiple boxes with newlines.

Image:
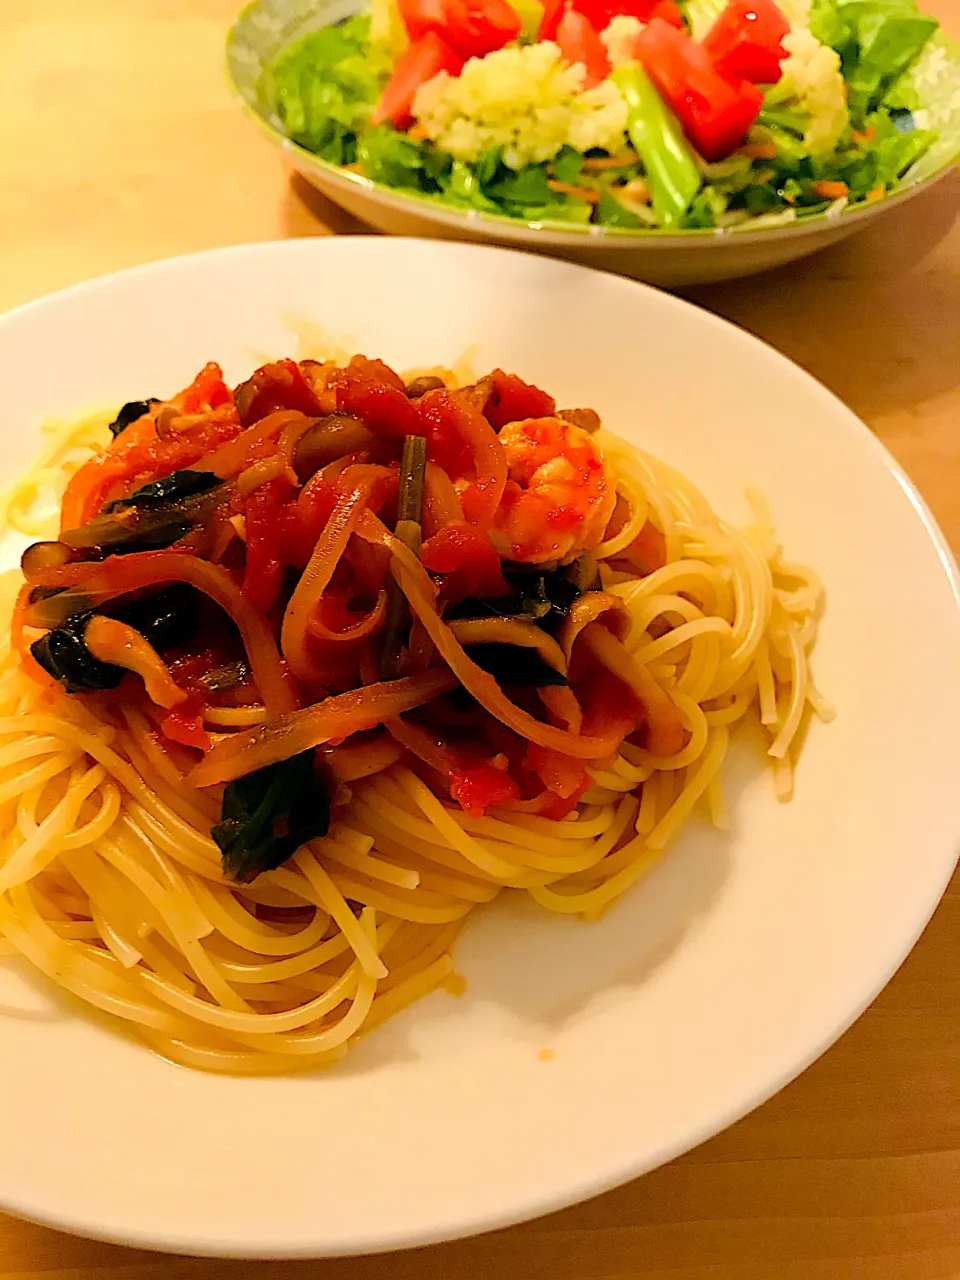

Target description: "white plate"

left=0, top=238, right=958, bottom=1258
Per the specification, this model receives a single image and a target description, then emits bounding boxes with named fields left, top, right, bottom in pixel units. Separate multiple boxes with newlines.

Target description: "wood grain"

left=1, top=1, right=959, bottom=1275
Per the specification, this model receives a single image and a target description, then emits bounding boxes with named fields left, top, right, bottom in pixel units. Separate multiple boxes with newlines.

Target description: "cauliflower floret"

left=412, top=42, right=628, bottom=169
left=766, top=25, right=850, bottom=154
left=601, top=15, right=645, bottom=66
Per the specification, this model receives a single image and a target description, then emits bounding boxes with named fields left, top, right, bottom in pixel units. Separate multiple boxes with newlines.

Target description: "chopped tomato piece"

left=540, top=0, right=681, bottom=39
left=420, top=522, right=510, bottom=602
left=525, top=743, right=589, bottom=798
left=399, top=0, right=521, bottom=58
left=346, top=355, right=408, bottom=392
left=540, top=778, right=590, bottom=819
left=243, top=478, right=292, bottom=613
left=280, top=472, right=339, bottom=568
left=555, top=7, right=611, bottom=86
left=702, top=0, right=790, bottom=84
left=233, top=359, right=323, bottom=426
left=179, top=362, right=233, bottom=414
left=334, top=370, right=422, bottom=437
left=370, top=32, right=464, bottom=129
left=449, top=765, right=520, bottom=816
left=484, top=371, right=557, bottom=431
left=649, top=0, right=684, bottom=25
left=415, top=388, right=506, bottom=526
left=635, top=18, right=763, bottom=161
left=161, top=697, right=211, bottom=751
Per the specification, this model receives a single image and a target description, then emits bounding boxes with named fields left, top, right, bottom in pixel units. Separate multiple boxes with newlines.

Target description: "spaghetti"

left=0, top=354, right=829, bottom=1073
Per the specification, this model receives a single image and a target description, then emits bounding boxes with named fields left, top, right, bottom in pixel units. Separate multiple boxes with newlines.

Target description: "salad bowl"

left=227, top=0, right=960, bottom=285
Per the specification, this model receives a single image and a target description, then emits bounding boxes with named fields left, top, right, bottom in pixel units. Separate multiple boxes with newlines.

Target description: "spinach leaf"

left=108, top=399, right=158, bottom=438
left=29, top=584, right=201, bottom=692
left=466, top=643, right=568, bottom=687
left=487, top=165, right=561, bottom=207
left=105, top=469, right=222, bottom=511
left=551, top=146, right=586, bottom=185
left=597, top=190, right=644, bottom=228
left=449, top=562, right=583, bottom=634
left=30, top=613, right=123, bottom=693
left=112, top=584, right=200, bottom=652
left=212, top=752, right=332, bottom=883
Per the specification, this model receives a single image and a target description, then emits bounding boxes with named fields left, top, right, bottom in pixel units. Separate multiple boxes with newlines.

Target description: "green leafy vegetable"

left=112, top=585, right=200, bottom=653
left=108, top=400, right=157, bottom=438
left=263, top=15, right=391, bottom=165
left=29, top=585, right=201, bottom=695
left=30, top=613, right=123, bottom=694
left=551, top=146, right=586, bottom=185
left=597, top=189, right=644, bottom=228
left=58, top=470, right=225, bottom=556
left=105, top=470, right=222, bottom=511
left=681, top=185, right=730, bottom=227
left=465, top=643, right=568, bottom=687
left=450, top=562, right=583, bottom=634
left=212, top=752, right=333, bottom=884
left=885, top=30, right=960, bottom=182
left=487, top=164, right=560, bottom=206
left=357, top=126, right=431, bottom=189
left=836, top=0, right=938, bottom=115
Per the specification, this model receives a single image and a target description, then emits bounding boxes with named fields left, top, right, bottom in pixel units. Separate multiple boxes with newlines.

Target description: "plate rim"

left=0, top=236, right=958, bottom=1259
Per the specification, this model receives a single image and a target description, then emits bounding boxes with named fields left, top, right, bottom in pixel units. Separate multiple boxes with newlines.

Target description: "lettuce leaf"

left=262, top=15, right=390, bottom=164
left=885, top=30, right=960, bottom=182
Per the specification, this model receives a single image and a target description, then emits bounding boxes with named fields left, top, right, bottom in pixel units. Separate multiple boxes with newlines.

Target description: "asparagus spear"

left=611, top=63, right=702, bottom=229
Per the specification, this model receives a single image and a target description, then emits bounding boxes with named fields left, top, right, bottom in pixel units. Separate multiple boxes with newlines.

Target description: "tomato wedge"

left=419, top=522, right=509, bottom=602
left=702, top=0, right=790, bottom=84
left=540, top=0, right=682, bottom=39
left=398, top=0, right=521, bottom=58
left=555, top=7, right=612, bottom=87
left=370, top=31, right=464, bottom=129
left=634, top=18, right=763, bottom=160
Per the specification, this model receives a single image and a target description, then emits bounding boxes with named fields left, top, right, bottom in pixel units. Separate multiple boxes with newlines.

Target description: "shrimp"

left=493, top=417, right=617, bottom=564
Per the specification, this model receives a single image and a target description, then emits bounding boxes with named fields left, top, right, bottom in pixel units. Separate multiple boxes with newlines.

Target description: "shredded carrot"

left=811, top=180, right=849, bottom=199
left=754, top=169, right=775, bottom=185
left=407, top=126, right=429, bottom=142
left=547, top=181, right=601, bottom=204
left=851, top=125, right=875, bottom=144
left=582, top=150, right=637, bottom=170
left=741, top=142, right=777, bottom=159
left=866, top=184, right=885, bottom=201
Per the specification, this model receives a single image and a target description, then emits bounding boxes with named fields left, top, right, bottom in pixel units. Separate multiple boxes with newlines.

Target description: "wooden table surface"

left=2, top=2, right=959, bottom=1276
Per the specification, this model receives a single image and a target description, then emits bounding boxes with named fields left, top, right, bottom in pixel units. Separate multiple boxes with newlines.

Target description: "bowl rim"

left=225, top=0, right=960, bottom=250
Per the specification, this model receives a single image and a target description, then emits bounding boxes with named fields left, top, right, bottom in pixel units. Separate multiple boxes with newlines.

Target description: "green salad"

left=258, top=0, right=960, bottom=230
